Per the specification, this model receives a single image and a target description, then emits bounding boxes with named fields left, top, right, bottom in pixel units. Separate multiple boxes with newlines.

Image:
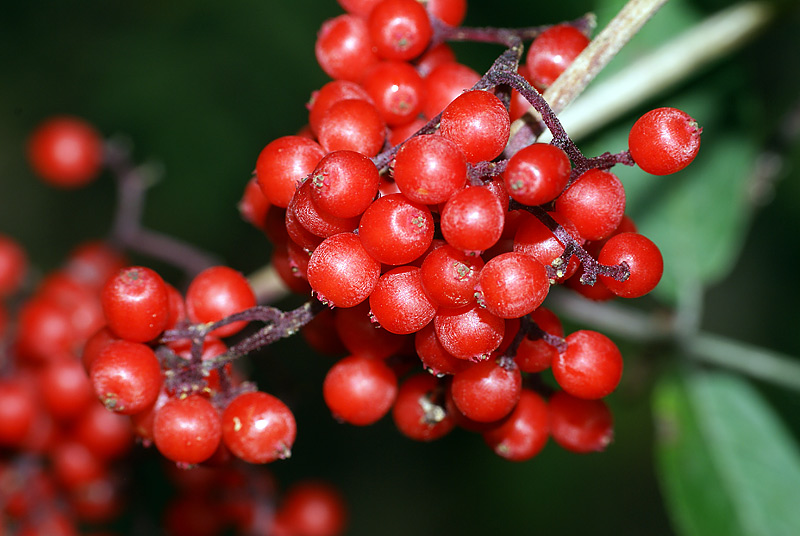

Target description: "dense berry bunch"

left=242, top=0, right=701, bottom=463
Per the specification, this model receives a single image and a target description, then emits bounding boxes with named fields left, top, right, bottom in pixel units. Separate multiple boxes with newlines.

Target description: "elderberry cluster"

left=241, top=0, right=701, bottom=461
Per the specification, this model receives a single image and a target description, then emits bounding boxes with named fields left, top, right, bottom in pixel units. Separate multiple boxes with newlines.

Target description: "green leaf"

left=653, top=368, right=800, bottom=536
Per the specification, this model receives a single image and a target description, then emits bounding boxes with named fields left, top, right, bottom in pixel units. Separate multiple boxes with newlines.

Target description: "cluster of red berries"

left=240, top=0, right=701, bottom=462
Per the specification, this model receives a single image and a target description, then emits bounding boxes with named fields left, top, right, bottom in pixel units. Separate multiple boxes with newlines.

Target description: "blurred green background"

left=1, top=0, right=799, bottom=534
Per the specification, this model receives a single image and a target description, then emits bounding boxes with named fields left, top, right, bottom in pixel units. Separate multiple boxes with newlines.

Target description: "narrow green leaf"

left=653, top=368, right=800, bottom=536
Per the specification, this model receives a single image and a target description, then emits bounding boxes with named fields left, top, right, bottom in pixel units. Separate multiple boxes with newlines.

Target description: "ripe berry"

left=440, top=186, right=505, bottom=253
left=317, top=99, right=386, bottom=157
left=514, top=307, right=563, bottom=373
left=323, top=355, right=398, bottom=426
left=222, top=391, right=296, bottom=464
left=185, top=266, right=257, bottom=338
left=482, top=389, right=549, bottom=461
left=308, top=80, right=373, bottom=136
left=392, top=373, right=456, bottom=441
left=0, top=379, right=36, bottom=446
left=27, top=116, right=103, bottom=188
left=419, top=244, right=483, bottom=308
left=0, top=235, right=27, bottom=297
left=503, top=143, right=571, bottom=206
left=629, top=107, right=701, bottom=175
left=426, top=0, right=467, bottom=27
left=369, top=266, right=438, bottom=335
left=598, top=232, right=663, bottom=298
left=439, top=90, right=510, bottom=164
left=315, top=14, right=379, bottom=82
left=552, top=330, right=623, bottom=400
left=358, top=193, right=434, bottom=265
left=422, top=62, right=481, bottom=119
left=310, top=150, right=380, bottom=218
left=525, top=24, right=590, bottom=89
left=434, top=303, right=505, bottom=360
left=555, top=169, right=626, bottom=241
left=89, top=340, right=162, bottom=415
left=392, top=135, right=467, bottom=205
left=362, top=61, right=426, bottom=126
left=476, top=252, right=550, bottom=319
left=414, top=322, right=471, bottom=376
left=255, top=136, right=326, bottom=208
left=334, top=301, right=407, bottom=360
left=307, top=232, right=381, bottom=308
left=101, top=266, right=170, bottom=343
left=275, top=481, right=348, bottom=536
left=368, top=0, right=433, bottom=61
left=450, top=358, right=522, bottom=423
left=153, top=395, right=222, bottom=465
left=549, top=390, right=613, bottom=453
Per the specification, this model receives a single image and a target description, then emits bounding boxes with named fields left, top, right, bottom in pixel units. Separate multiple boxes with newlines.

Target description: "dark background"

left=1, top=1, right=798, bottom=534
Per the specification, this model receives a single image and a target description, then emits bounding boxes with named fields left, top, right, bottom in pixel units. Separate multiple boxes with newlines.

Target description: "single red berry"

left=358, top=193, right=434, bottom=265
left=368, top=0, right=433, bottom=61
left=426, top=0, right=467, bottom=27
left=185, top=266, right=256, bottom=338
left=27, top=116, right=103, bottom=188
left=598, top=232, right=663, bottom=298
left=310, top=150, right=380, bottom=218
left=392, top=373, right=456, bottom=441
left=64, top=240, right=128, bottom=291
left=0, top=234, right=27, bottom=297
left=222, top=391, right=296, bottom=464
left=317, top=99, right=386, bottom=157
left=549, top=390, right=614, bottom=453
left=503, top=143, right=571, bottom=206
left=0, top=379, right=37, bottom=446
left=434, top=303, right=505, bottom=360
left=482, top=389, right=549, bottom=461
left=422, top=62, right=481, bottom=119
left=419, top=244, right=483, bottom=308
left=256, top=136, right=326, bottom=209
left=476, top=252, right=550, bottom=319
left=414, top=321, right=470, bottom=376
left=369, top=266, right=438, bottom=335
left=439, top=90, right=510, bottom=164
left=101, top=266, right=170, bottom=343
left=323, top=355, right=398, bottom=426
left=552, top=330, right=623, bottom=400
left=450, top=358, right=522, bottom=423
left=307, top=233, right=381, bottom=308
left=308, top=80, right=373, bottom=136
left=275, top=481, right=348, bottom=536
left=525, top=24, right=590, bottom=89
left=239, top=176, right=271, bottom=232
left=362, top=61, right=426, bottom=126
left=289, top=180, right=360, bottom=240
left=555, top=169, right=626, bottom=241
left=73, top=401, right=133, bottom=461
left=153, top=395, right=222, bottom=465
left=315, top=14, right=379, bottom=83
left=629, top=107, right=701, bottom=175
left=392, top=134, right=467, bottom=205
left=440, top=186, right=505, bottom=253
left=89, top=340, right=162, bottom=415
left=38, top=359, right=93, bottom=421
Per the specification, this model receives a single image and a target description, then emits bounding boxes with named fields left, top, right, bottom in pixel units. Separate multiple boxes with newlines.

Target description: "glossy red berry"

left=420, top=244, right=483, bottom=308
left=426, top=0, right=467, bottom=27
left=368, top=0, right=433, bottom=61
left=362, top=61, right=426, bottom=126
left=358, top=193, right=434, bottom=265
left=434, top=303, right=505, bottom=360
left=317, top=99, right=386, bottom=157
left=307, top=233, right=381, bottom=308
left=0, top=379, right=37, bottom=446
left=153, top=395, right=222, bottom=465
left=101, top=266, right=170, bottom=343
left=323, top=355, right=398, bottom=425
left=275, top=481, right=348, bottom=536
left=440, top=186, right=505, bottom=253
left=598, top=232, right=664, bottom=298
left=89, top=340, right=163, bottom=415
left=185, top=266, right=256, bottom=338
left=503, top=143, right=571, bottom=206
left=439, top=90, right=510, bottom=164
left=555, top=169, right=626, bottom=241
left=27, top=116, right=103, bottom=188
left=629, top=107, right=701, bottom=175
left=482, top=389, right=549, bottom=461
left=369, top=266, right=438, bottom=335
left=549, top=390, right=614, bottom=453
left=514, top=307, right=563, bottom=373
left=310, top=151, right=380, bottom=218
left=422, top=62, right=481, bottom=119
left=315, top=14, right=379, bottom=83
left=552, top=330, right=623, bottom=400
left=450, top=358, right=522, bottom=423
left=392, top=134, right=467, bottom=205
left=392, top=373, right=456, bottom=441
left=222, top=391, right=296, bottom=464
left=476, top=252, right=550, bottom=319
left=525, top=24, right=590, bottom=89
left=308, top=80, right=373, bottom=136
left=256, top=136, right=326, bottom=208
left=414, top=322, right=471, bottom=376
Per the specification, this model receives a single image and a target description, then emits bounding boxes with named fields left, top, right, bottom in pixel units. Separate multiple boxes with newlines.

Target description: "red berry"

left=434, top=303, right=505, bottom=360
left=552, top=330, right=623, bottom=400
left=629, top=107, right=701, bottom=175
left=598, top=232, right=663, bottom=298
left=426, top=0, right=467, bottom=27
left=503, top=143, right=571, bottom=206
left=256, top=136, right=325, bottom=208
left=0, top=234, right=27, bottom=297
left=358, top=193, right=434, bottom=265
left=368, top=0, right=433, bottom=61
left=222, top=391, right=296, bottom=464
left=549, top=390, right=613, bottom=453
left=482, top=389, right=549, bottom=461
left=392, top=373, right=456, bottom=441
left=27, top=116, right=103, bottom=188
left=450, top=358, right=522, bottom=423
left=440, top=186, right=505, bottom=253
left=362, top=61, right=426, bottom=126
left=422, top=62, right=481, bottom=119
left=369, top=266, right=438, bottom=335
left=308, top=80, right=373, bottom=136
left=334, top=301, right=407, bottom=360
left=0, top=379, right=36, bottom=446
left=555, top=169, right=626, bottom=241
left=315, top=14, right=379, bottom=83
left=185, top=266, right=256, bottom=338
left=317, top=99, right=386, bottom=157
left=153, top=395, right=222, bottom=465
left=419, top=244, right=483, bottom=308
left=439, top=90, right=510, bottom=164
left=89, top=340, right=162, bottom=415
left=307, top=233, right=381, bottom=308
left=514, top=307, right=563, bottom=373
left=323, top=355, right=398, bottom=425
left=101, top=266, right=170, bottom=343
left=525, top=24, right=590, bottom=89
left=392, top=134, right=467, bottom=205
left=476, top=252, right=550, bottom=319
left=275, top=481, right=348, bottom=536
left=310, top=151, right=380, bottom=219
